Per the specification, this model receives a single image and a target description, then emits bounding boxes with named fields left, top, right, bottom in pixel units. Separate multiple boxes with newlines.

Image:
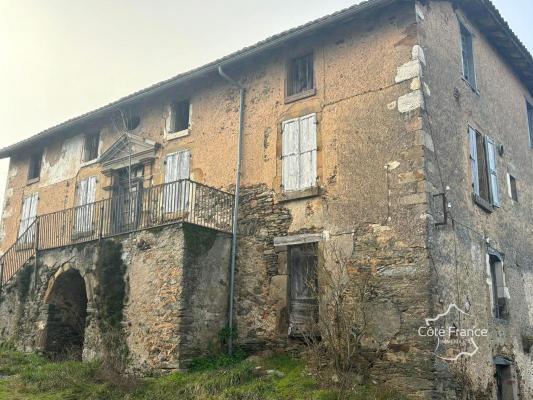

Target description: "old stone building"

left=0, top=0, right=532, bottom=398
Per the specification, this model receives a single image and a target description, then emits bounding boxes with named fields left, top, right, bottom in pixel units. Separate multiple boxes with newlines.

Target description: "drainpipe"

left=218, top=66, right=245, bottom=355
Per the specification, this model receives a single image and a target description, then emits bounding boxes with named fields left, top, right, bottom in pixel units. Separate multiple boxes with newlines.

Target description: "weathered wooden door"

left=288, top=243, right=318, bottom=336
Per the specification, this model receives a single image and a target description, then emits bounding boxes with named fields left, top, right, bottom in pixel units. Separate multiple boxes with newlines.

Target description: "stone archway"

left=43, top=268, right=88, bottom=360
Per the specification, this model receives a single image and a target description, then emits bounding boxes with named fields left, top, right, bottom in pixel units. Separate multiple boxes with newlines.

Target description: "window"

left=125, top=115, right=140, bottom=131
left=507, top=173, right=518, bottom=202
left=28, top=151, right=43, bottom=181
left=83, top=133, right=100, bottom=162
left=282, top=114, right=317, bottom=192
left=460, top=23, right=476, bottom=88
left=468, top=127, right=499, bottom=209
left=169, top=100, right=190, bottom=133
left=18, top=193, right=38, bottom=244
left=288, top=242, right=318, bottom=336
left=74, top=176, right=96, bottom=235
left=164, top=150, right=190, bottom=212
left=489, top=253, right=508, bottom=320
left=527, top=103, right=533, bottom=148
left=287, top=53, right=314, bottom=98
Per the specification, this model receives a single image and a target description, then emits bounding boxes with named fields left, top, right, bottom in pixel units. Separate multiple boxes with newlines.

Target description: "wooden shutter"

left=298, top=114, right=317, bottom=189
left=282, top=118, right=300, bottom=191
left=485, top=136, right=500, bottom=207
left=18, top=193, right=38, bottom=242
left=468, top=127, right=479, bottom=195
left=75, top=177, right=96, bottom=233
left=164, top=151, right=190, bottom=212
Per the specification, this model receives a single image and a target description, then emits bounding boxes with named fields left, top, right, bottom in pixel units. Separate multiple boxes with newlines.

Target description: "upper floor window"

left=287, top=53, right=314, bottom=98
left=282, top=114, right=317, bottom=192
left=28, top=150, right=43, bottom=181
left=489, top=252, right=508, bottom=320
left=125, top=115, right=141, bottom=131
left=169, top=100, right=190, bottom=133
left=83, top=133, right=100, bottom=162
left=460, top=23, right=476, bottom=89
left=527, top=101, right=533, bottom=147
left=507, top=173, right=518, bottom=202
left=468, top=127, right=499, bottom=209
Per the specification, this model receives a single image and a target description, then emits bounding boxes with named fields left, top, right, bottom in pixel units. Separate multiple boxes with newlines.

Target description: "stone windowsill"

left=472, top=193, right=493, bottom=213
left=278, top=186, right=320, bottom=203
left=284, top=88, right=316, bottom=104
left=27, top=177, right=40, bottom=185
left=80, top=158, right=100, bottom=168
left=166, top=128, right=190, bottom=141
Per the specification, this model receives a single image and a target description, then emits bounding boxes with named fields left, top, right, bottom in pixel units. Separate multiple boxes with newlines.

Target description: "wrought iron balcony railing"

left=0, top=179, right=233, bottom=288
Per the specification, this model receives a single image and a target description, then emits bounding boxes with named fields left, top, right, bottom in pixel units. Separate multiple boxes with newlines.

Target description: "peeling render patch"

left=8, top=166, right=18, bottom=179
left=41, top=135, right=84, bottom=185
left=398, top=90, right=425, bottom=113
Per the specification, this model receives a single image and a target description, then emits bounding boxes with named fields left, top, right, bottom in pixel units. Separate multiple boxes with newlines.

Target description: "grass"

left=0, top=348, right=408, bottom=400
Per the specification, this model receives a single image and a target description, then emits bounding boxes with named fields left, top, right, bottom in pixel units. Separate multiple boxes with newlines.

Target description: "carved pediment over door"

left=99, top=133, right=158, bottom=172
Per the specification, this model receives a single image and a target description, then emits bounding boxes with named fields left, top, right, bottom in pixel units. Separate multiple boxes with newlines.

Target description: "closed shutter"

left=18, top=193, right=38, bottom=243
left=282, top=118, right=300, bottom=192
left=468, top=127, right=479, bottom=195
left=485, top=136, right=500, bottom=207
left=282, top=114, right=317, bottom=192
left=75, top=176, right=96, bottom=233
left=164, top=151, right=190, bottom=212
left=298, top=114, right=317, bottom=189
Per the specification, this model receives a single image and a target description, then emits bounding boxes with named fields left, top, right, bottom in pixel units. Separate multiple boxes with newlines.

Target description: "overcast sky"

left=0, top=0, right=531, bottom=215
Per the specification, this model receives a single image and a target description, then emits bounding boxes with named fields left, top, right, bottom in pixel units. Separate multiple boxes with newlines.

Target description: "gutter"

left=218, top=66, right=245, bottom=355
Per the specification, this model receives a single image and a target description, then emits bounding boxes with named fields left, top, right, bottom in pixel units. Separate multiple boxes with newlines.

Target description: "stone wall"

left=0, top=223, right=231, bottom=373
left=418, top=1, right=533, bottom=398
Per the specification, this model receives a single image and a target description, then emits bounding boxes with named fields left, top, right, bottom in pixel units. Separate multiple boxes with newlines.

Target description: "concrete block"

left=395, top=60, right=422, bottom=83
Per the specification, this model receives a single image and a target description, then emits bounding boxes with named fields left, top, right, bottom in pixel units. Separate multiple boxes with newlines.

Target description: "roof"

left=0, top=0, right=531, bottom=158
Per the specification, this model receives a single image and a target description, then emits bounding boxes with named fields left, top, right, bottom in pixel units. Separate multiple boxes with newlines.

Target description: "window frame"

left=27, top=150, right=43, bottom=182
left=468, top=126, right=499, bottom=210
left=285, top=52, right=316, bottom=103
left=460, top=22, right=477, bottom=90
left=82, top=132, right=100, bottom=163
left=506, top=173, right=518, bottom=202
left=168, top=99, right=191, bottom=137
left=488, top=251, right=508, bottom=321
left=281, top=113, right=318, bottom=196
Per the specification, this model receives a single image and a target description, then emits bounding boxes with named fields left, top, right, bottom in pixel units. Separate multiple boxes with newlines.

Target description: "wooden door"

left=289, top=243, right=318, bottom=336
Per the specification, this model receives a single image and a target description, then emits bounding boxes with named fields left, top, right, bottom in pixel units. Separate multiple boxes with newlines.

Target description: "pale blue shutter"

left=298, top=114, right=317, bottom=189
left=282, top=118, right=300, bottom=192
left=485, top=136, right=500, bottom=207
left=468, top=127, right=479, bottom=195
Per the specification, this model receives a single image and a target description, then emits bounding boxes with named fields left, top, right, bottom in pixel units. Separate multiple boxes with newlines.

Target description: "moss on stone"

left=183, top=224, right=218, bottom=260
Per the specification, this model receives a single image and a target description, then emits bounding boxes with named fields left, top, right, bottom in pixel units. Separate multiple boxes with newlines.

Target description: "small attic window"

left=125, top=115, right=141, bottom=131
left=28, top=150, right=43, bottom=181
left=83, top=132, right=100, bottom=162
left=169, top=100, right=190, bottom=133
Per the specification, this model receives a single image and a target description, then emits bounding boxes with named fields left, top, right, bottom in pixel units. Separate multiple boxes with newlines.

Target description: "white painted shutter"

left=164, top=151, right=190, bottom=212
left=75, top=177, right=96, bottom=233
left=18, top=193, right=38, bottom=243
left=468, top=127, right=479, bottom=196
left=485, top=136, right=500, bottom=207
left=298, top=114, right=317, bottom=189
left=282, top=118, right=300, bottom=192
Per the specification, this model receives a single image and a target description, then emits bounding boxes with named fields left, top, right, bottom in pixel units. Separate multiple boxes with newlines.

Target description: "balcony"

left=0, top=179, right=234, bottom=287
